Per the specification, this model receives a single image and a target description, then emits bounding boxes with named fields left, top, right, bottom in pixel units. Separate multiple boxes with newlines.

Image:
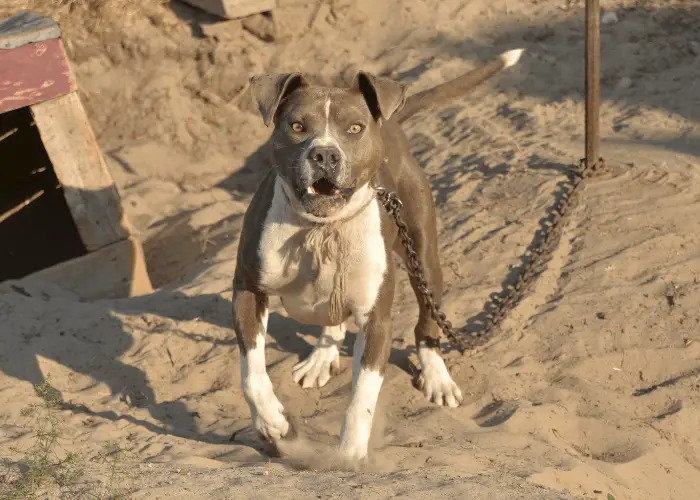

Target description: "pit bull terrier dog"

left=233, top=48, right=524, bottom=461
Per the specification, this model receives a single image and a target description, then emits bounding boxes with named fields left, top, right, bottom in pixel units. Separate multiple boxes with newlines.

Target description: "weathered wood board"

left=24, top=237, right=154, bottom=300
left=180, top=0, right=276, bottom=19
left=0, top=37, right=75, bottom=114
left=0, top=11, right=61, bottom=49
left=30, top=91, right=132, bottom=251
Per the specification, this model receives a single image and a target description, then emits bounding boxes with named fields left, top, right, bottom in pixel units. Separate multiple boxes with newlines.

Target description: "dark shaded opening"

left=0, top=106, right=87, bottom=281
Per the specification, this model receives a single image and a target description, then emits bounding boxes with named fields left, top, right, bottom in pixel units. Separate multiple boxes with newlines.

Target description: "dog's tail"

left=394, top=48, right=525, bottom=124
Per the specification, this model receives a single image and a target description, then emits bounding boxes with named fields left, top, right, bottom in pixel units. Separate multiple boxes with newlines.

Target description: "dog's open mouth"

left=307, top=177, right=341, bottom=197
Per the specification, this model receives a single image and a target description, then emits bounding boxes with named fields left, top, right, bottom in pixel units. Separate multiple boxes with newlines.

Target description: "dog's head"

left=249, top=72, right=406, bottom=220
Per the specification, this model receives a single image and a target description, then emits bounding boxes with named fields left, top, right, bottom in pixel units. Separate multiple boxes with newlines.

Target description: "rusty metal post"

left=585, top=0, right=601, bottom=168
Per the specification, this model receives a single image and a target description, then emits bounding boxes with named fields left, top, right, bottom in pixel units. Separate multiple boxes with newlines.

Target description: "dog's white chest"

left=258, top=180, right=387, bottom=326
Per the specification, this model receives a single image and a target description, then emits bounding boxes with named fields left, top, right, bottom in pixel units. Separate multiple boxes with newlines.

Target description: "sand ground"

left=2, top=0, right=700, bottom=498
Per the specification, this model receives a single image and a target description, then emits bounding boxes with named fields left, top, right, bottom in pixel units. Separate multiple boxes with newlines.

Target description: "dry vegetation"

left=0, top=380, right=134, bottom=499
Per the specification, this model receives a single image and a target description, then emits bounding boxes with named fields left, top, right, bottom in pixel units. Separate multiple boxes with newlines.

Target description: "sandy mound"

left=2, top=0, right=700, bottom=498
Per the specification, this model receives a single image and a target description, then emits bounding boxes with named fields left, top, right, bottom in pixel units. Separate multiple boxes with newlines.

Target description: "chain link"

left=377, top=157, right=605, bottom=353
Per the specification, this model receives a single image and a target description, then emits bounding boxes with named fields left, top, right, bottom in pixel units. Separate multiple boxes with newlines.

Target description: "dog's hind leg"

left=292, top=323, right=347, bottom=388
left=393, top=162, right=463, bottom=408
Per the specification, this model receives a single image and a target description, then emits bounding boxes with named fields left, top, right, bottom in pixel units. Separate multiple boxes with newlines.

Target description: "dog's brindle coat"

left=233, top=49, right=524, bottom=461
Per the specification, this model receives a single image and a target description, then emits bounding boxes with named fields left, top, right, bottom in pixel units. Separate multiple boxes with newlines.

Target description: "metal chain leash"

left=376, top=157, right=605, bottom=353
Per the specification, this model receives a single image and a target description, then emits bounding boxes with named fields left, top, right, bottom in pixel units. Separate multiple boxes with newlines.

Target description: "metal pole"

left=585, top=0, right=600, bottom=168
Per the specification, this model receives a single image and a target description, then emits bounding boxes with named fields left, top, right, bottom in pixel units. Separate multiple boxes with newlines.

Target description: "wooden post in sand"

left=585, top=0, right=601, bottom=168
left=0, top=11, right=153, bottom=300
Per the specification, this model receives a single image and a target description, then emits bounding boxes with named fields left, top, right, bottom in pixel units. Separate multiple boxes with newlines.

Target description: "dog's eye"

left=291, top=122, right=304, bottom=133
left=347, top=124, right=364, bottom=134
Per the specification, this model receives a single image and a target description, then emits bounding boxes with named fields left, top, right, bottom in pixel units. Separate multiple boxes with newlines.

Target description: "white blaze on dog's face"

left=249, top=72, right=407, bottom=219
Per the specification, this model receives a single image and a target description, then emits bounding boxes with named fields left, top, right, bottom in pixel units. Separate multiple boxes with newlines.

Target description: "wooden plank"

left=23, top=237, right=154, bottom=301
left=180, top=0, right=276, bottom=19
left=0, top=11, right=61, bottom=49
left=30, top=91, right=132, bottom=251
left=0, top=37, right=75, bottom=113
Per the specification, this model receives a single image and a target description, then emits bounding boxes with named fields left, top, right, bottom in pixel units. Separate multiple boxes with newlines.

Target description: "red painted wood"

left=0, top=38, right=75, bottom=114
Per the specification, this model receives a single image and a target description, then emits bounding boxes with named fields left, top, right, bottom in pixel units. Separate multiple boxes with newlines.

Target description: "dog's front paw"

left=338, top=444, right=369, bottom=466
left=292, top=345, right=340, bottom=388
left=244, top=375, right=291, bottom=441
left=338, top=433, right=369, bottom=465
left=416, top=347, right=464, bottom=408
left=252, top=397, right=290, bottom=442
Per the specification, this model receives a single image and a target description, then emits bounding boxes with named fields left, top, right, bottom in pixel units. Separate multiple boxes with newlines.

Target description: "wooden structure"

left=0, top=11, right=152, bottom=300
left=180, top=0, right=275, bottom=19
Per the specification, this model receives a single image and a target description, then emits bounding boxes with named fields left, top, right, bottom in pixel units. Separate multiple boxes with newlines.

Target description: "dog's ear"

left=353, top=71, right=407, bottom=122
left=249, top=73, right=307, bottom=127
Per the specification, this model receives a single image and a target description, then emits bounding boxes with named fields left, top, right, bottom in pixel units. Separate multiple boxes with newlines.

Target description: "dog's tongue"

left=310, top=178, right=341, bottom=197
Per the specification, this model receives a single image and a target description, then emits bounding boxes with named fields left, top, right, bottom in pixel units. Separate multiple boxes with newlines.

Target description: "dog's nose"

left=308, top=146, right=341, bottom=171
